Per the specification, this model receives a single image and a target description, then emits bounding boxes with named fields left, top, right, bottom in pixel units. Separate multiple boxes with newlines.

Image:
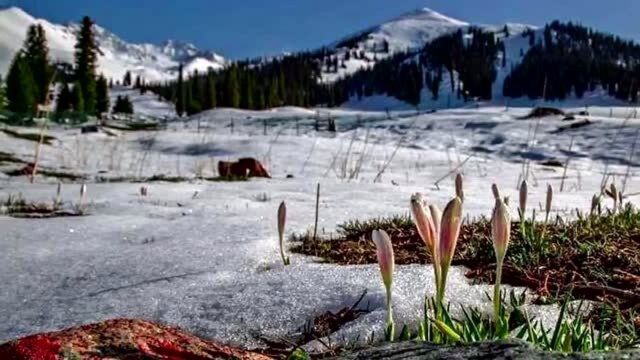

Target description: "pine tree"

left=95, top=75, right=109, bottom=118
left=56, top=83, right=73, bottom=114
left=175, top=63, right=185, bottom=116
left=123, top=71, right=132, bottom=87
left=113, top=95, right=134, bottom=114
left=74, top=16, right=99, bottom=114
left=6, top=52, right=36, bottom=115
left=24, top=24, right=52, bottom=104
left=72, top=82, right=85, bottom=113
left=226, top=65, right=240, bottom=108
left=203, top=71, right=217, bottom=110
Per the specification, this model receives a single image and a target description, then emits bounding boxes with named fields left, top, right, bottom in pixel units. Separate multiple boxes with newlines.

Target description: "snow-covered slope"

left=0, top=6, right=225, bottom=82
left=321, top=8, right=468, bottom=82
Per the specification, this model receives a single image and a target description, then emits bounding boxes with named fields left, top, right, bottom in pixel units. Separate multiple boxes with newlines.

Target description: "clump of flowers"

left=372, top=229, right=395, bottom=341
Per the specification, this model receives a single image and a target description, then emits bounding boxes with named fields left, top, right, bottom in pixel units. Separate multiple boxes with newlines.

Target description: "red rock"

left=0, top=318, right=272, bottom=360
left=218, top=158, right=271, bottom=178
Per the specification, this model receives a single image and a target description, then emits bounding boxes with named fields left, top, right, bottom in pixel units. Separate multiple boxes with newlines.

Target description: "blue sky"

left=2, top=0, right=637, bottom=59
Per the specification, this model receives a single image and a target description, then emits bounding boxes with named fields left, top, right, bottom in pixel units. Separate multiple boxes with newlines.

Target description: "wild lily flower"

left=436, top=197, right=463, bottom=304
left=519, top=180, right=528, bottom=220
left=545, top=184, right=553, bottom=223
left=410, top=194, right=440, bottom=290
left=277, top=201, right=290, bottom=266
left=491, top=193, right=511, bottom=323
left=372, top=229, right=395, bottom=340
left=455, top=173, right=464, bottom=202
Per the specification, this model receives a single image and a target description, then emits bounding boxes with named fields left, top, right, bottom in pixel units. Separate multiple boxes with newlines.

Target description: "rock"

left=218, top=158, right=271, bottom=178
left=0, top=318, right=271, bottom=360
left=330, top=340, right=640, bottom=360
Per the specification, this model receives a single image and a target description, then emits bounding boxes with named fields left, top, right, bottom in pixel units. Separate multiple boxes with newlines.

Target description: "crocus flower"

left=411, top=194, right=442, bottom=302
left=410, top=194, right=438, bottom=258
left=519, top=180, right=528, bottom=220
left=455, top=173, right=464, bottom=202
left=545, top=184, right=553, bottom=223
left=372, top=229, right=395, bottom=340
left=491, top=194, right=511, bottom=323
left=277, top=201, right=290, bottom=265
left=436, top=197, right=463, bottom=303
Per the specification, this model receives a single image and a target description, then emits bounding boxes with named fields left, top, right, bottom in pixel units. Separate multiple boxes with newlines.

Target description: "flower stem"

left=493, top=260, right=503, bottom=324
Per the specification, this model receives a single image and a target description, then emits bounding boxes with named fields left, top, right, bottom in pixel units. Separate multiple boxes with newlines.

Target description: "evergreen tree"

left=74, top=16, right=99, bottom=114
left=123, top=71, right=132, bottom=86
left=6, top=52, right=36, bottom=115
left=56, top=83, right=73, bottom=114
left=72, top=82, right=85, bottom=113
left=134, top=75, right=142, bottom=89
left=24, top=24, right=52, bottom=104
left=203, top=71, right=217, bottom=110
left=226, top=65, right=240, bottom=108
left=175, top=63, right=185, bottom=116
left=95, top=75, right=109, bottom=118
left=112, top=95, right=134, bottom=114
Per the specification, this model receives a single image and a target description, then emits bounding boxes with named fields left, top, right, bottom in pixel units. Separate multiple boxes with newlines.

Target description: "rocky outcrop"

left=331, top=341, right=640, bottom=360
left=0, top=318, right=271, bottom=359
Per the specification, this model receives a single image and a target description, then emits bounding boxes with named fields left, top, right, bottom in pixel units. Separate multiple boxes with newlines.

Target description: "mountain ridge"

left=0, top=6, right=225, bottom=81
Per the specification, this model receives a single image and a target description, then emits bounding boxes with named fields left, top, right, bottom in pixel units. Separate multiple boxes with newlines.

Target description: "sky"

left=1, top=0, right=638, bottom=59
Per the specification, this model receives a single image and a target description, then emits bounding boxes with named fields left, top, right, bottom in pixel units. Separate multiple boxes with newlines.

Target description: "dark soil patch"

left=103, top=122, right=165, bottom=132
left=1, top=195, right=85, bottom=218
left=550, top=119, right=593, bottom=134
left=519, top=107, right=565, bottom=119
left=0, top=151, right=27, bottom=164
left=3, top=164, right=85, bottom=181
left=1, top=128, right=56, bottom=145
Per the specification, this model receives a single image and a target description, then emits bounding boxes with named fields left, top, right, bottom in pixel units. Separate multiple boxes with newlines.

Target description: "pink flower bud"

left=410, top=194, right=438, bottom=257
left=519, top=180, right=528, bottom=218
left=437, top=197, right=463, bottom=276
left=372, top=229, right=395, bottom=291
left=545, top=184, right=553, bottom=217
left=491, top=198, right=511, bottom=263
left=491, top=184, right=500, bottom=200
left=455, top=173, right=464, bottom=202
left=277, top=201, right=289, bottom=265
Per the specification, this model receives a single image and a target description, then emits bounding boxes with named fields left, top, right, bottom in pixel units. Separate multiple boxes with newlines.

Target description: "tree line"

left=1, top=17, right=128, bottom=121
left=503, top=21, right=640, bottom=102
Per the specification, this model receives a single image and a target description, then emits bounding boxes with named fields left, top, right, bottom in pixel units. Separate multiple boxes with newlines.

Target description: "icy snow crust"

left=1, top=104, right=640, bottom=348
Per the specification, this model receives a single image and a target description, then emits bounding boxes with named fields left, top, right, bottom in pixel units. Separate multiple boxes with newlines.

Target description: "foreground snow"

left=1, top=105, right=639, bottom=349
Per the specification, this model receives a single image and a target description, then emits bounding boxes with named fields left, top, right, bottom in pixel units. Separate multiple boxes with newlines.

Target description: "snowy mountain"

left=0, top=6, right=225, bottom=82
left=321, top=8, right=469, bottom=82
